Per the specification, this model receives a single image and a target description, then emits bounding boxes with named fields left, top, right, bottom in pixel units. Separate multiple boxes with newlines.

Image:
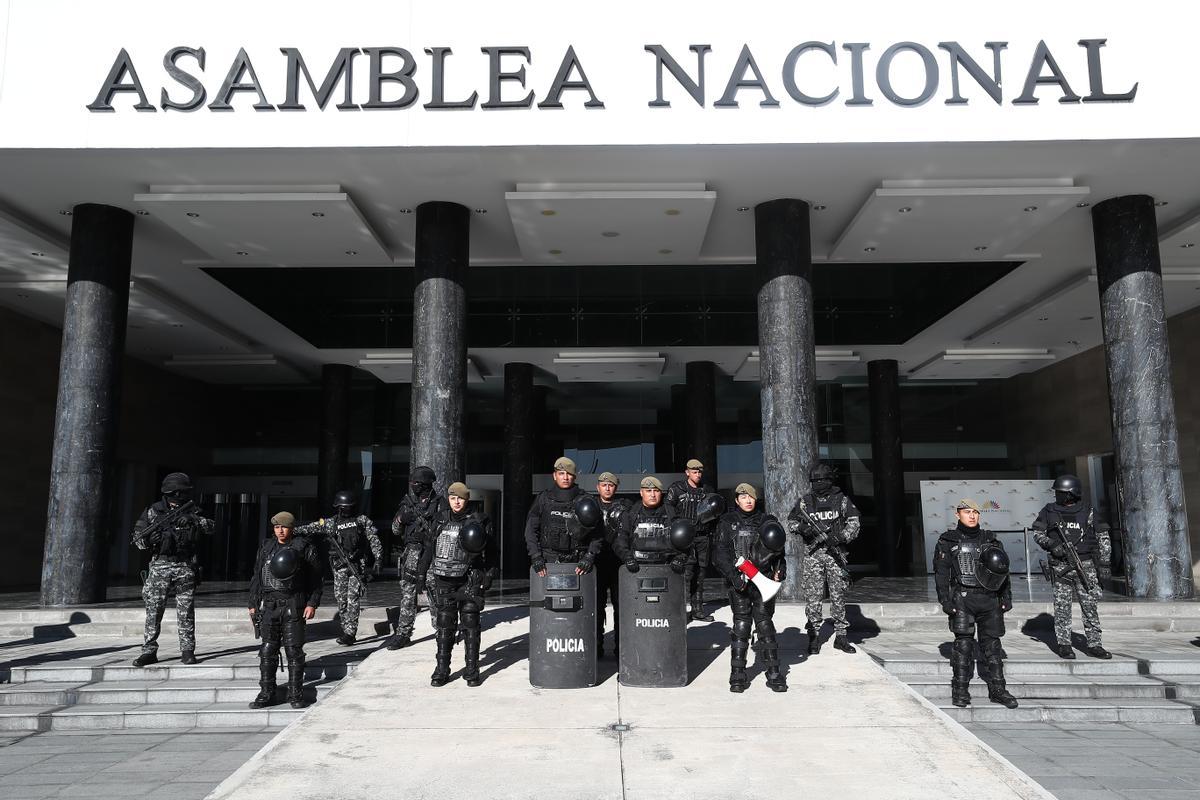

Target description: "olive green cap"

left=270, top=512, right=295, bottom=528
left=597, top=472, right=619, bottom=486
left=553, top=457, right=577, bottom=476
left=640, top=476, right=663, bottom=490
left=448, top=482, right=470, bottom=500
left=735, top=483, right=758, bottom=500
left=685, top=458, right=704, bottom=470
left=956, top=498, right=981, bottom=512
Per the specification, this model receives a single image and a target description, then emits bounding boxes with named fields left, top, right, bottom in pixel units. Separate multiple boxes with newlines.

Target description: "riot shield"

left=618, top=562, right=688, bottom=687
left=528, top=563, right=598, bottom=688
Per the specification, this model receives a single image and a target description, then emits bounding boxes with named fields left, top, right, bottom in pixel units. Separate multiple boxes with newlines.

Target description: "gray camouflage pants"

left=333, top=566, right=367, bottom=637
left=394, top=577, right=420, bottom=639
left=803, top=549, right=850, bottom=636
left=142, top=558, right=196, bottom=655
left=1052, top=560, right=1103, bottom=646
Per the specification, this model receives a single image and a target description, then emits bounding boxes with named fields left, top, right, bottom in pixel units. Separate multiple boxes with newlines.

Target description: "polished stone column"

left=41, top=203, right=135, bottom=606
left=1092, top=195, right=1193, bottom=598
left=670, top=384, right=690, bottom=471
left=755, top=198, right=818, bottom=602
left=410, top=201, right=470, bottom=491
left=503, top=363, right=535, bottom=577
left=317, top=364, right=352, bottom=510
left=686, top=361, right=718, bottom=488
left=868, top=360, right=906, bottom=577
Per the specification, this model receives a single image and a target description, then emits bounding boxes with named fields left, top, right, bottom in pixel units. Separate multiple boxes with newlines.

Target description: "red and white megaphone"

left=735, top=557, right=781, bottom=602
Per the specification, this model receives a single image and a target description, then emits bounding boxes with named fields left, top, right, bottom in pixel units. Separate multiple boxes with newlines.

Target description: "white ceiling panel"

left=830, top=180, right=1090, bottom=262
left=552, top=351, right=666, bottom=382
left=506, top=183, right=715, bottom=265
left=908, top=348, right=1056, bottom=380
left=133, top=186, right=391, bottom=266
left=162, top=354, right=307, bottom=384
left=357, top=353, right=485, bottom=384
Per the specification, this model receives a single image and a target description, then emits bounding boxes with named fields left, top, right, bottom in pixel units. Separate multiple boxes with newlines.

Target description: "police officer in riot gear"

left=247, top=512, right=322, bottom=709
left=595, top=472, right=630, bottom=658
left=416, top=483, right=495, bottom=687
left=297, top=490, right=382, bottom=646
left=666, top=459, right=717, bottom=622
left=387, top=466, right=448, bottom=650
left=524, top=456, right=602, bottom=577
left=788, top=462, right=860, bottom=655
left=1032, top=474, right=1112, bottom=660
left=934, top=499, right=1018, bottom=710
left=132, top=472, right=214, bottom=667
left=613, top=476, right=688, bottom=575
left=713, top=484, right=788, bottom=693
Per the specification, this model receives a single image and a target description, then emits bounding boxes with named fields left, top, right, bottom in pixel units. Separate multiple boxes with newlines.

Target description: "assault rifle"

left=1043, top=521, right=1095, bottom=594
left=131, top=501, right=201, bottom=550
left=791, top=501, right=850, bottom=575
left=324, top=522, right=368, bottom=586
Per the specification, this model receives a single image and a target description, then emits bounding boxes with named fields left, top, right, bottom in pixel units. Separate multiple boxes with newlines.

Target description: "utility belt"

left=953, top=583, right=997, bottom=595
left=545, top=549, right=585, bottom=563
left=152, top=554, right=193, bottom=564
left=261, top=592, right=304, bottom=609
left=633, top=550, right=672, bottom=563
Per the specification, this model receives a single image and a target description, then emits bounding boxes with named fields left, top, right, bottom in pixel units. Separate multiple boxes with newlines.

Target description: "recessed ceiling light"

left=812, top=204, right=827, bottom=211
left=863, top=246, right=876, bottom=253
left=58, top=210, right=72, bottom=216
left=170, top=323, right=184, bottom=328
left=345, top=250, right=358, bottom=256
left=1181, top=243, right=1195, bottom=249
left=664, top=209, right=680, bottom=216
left=974, top=245, right=988, bottom=251
left=136, top=210, right=150, bottom=216
left=736, top=206, right=750, bottom=212
left=1079, top=315, right=1095, bottom=321
left=186, top=212, right=199, bottom=218
left=474, top=208, right=487, bottom=214
left=541, top=210, right=557, bottom=216
left=1038, top=317, right=1049, bottom=321
left=30, top=252, right=44, bottom=257
left=312, top=212, right=325, bottom=218
left=898, top=207, right=912, bottom=214
left=1076, top=201, right=1091, bottom=208
left=601, top=231, right=620, bottom=238
left=548, top=249, right=562, bottom=255
left=1156, top=200, right=1169, bottom=207
left=658, top=248, right=673, bottom=254
left=398, top=208, right=413, bottom=214
left=1024, top=206, right=1038, bottom=212
left=235, top=251, right=249, bottom=256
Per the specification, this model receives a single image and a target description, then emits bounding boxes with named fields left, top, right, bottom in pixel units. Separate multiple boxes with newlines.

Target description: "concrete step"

left=909, top=675, right=1171, bottom=700
left=0, top=619, right=395, bottom=638
left=876, top=656, right=1145, bottom=678
left=0, top=701, right=306, bottom=731
left=0, top=679, right=336, bottom=706
left=846, top=616, right=1200, bottom=633
left=7, top=661, right=355, bottom=684
left=0, top=607, right=398, bottom=624
left=935, top=697, right=1200, bottom=724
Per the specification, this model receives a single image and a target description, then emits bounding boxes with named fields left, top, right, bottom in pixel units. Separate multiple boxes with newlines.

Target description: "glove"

left=531, top=559, right=546, bottom=574
left=999, top=601, right=1012, bottom=614
left=481, top=568, right=496, bottom=592
left=1051, top=545, right=1067, bottom=560
left=624, top=559, right=640, bottom=573
left=414, top=573, right=427, bottom=593
left=669, top=556, right=687, bottom=575
left=577, top=555, right=595, bottom=574
left=941, top=601, right=956, bottom=616
left=735, top=573, right=749, bottom=592
left=402, top=567, right=420, bottom=584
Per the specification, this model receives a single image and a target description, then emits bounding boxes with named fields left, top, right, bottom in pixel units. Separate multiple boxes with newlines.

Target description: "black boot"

left=431, top=630, right=453, bottom=686
left=180, top=650, right=196, bottom=665
left=250, top=658, right=278, bottom=709
left=762, top=638, right=787, bottom=693
left=807, top=631, right=821, bottom=655
left=985, top=660, right=1018, bottom=708
left=1055, top=643, right=1076, bottom=659
left=286, top=654, right=307, bottom=709
left=385, top=634, right=411, bottom=651
left=463, top=628, right=482, bottom=687
left=691, top=591, right=713, bottom=622
left=833, top=635, right=856, bottom=654
left=1085, top=644, right=1112, bottom=660
left=950, top=637, right=974, bottom=708
left=951, top=681, right=972, bottom=708
left=133, top=652, right=158, bottom=667
left=729, top=640, right=749, bottom=693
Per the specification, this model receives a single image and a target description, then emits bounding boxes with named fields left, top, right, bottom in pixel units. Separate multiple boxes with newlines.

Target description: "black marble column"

left=686, top=361, right=718, bottom=488
left=503, top=363, right=535, bottom=577
left=868, top=359, right=906, bottom=577
left=317, top=364, right=352, bottom=511
left=670, top=384, right=689, bottom=471
left=755, top=198, right=818, bottom=602
left=1092, top=195, right=1193, bottom=599
left=410, top=201, right=470, bottom=491
left=41, top=203, right=135, bottom=606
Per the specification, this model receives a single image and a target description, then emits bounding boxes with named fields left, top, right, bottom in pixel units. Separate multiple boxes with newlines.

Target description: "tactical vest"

left=330, top=516, right=367, bottom=565
left=399, top=492, right=441, bottom=546
left=261, top=540, right=303, bottom=594
left=802, top=492, right=843, bottom=534
left=148, top=503, right=201, bottom=559
left=539, top=490, right=584, bottom=555
left=601, top=499, right=627, bottom=530
left=952, top=535, right=986, bottom=588
left=729, top=513, right=762, bottom=561
left=671, top=482, right=705, bottom=522
left=431, top=516, right=472, bottom=578
left=630, top=507, right=672, bottom=561
left=1046, top=504, right=1098, bottom=556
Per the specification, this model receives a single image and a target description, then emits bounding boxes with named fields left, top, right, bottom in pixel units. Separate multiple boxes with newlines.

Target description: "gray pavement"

left=0, top=727, right=281, bottom=800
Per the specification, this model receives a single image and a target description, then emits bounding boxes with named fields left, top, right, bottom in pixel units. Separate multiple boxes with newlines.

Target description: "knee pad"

left=731, top=617, right=752, bottom=642
left=952, top=635, right=974, bottom=658
left=284, top=645, right=304, bottom=663
left=753, top=616, right=777, bottom=640
left=979, top=636, right=1004, bottom=662
left=461, top=611, right=480, bottom=632
left=259, top=641, right=280, bottom=660
left=950, top=614, right=974, bottom=637
left=436, top=609, right=458, bottom=631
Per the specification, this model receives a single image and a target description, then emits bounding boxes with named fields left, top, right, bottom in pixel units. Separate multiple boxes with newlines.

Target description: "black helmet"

left=409, top=465, right=436, bottom=490
left=161, top=472, right=193, bottom=504
left=573, top=496, right=602, bottom=529
left=270, top=547, right=299, bottom=580
left=669, top=518, right=696, bottom=552
left=760, top=518, right=787, bottom=553
left=696, top=493, right=727, bottom=525
left=975, top=544, right=1010, bottom=591
left=1053, top=474, right=1082, bottom=500
left=809, top=462, right=836, bottom=495
left=459, top=519, right=487, bottom=554
left=333, top=490, right=356, bottom=513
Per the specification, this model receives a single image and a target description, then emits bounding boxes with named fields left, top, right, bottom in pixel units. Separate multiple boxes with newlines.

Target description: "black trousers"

left=258, top=593, right=306, bottom=663
left=948, top=587, right=1005, bottom=681
left=596, top=560, right=620, bottom=645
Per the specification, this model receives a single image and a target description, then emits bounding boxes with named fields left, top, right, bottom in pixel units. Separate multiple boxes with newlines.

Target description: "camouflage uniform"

left=1033, top=503, right=1111, bottom=648
left=133, top=501, right=213, bottom=656
left=297, top=514, right=381, bottom=639
left=788, top=491, right=861, bottom=637
left=392, top=491, right=449, bottom=640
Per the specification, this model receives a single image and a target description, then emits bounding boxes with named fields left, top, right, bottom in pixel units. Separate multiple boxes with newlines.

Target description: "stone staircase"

left=858, top=601, right=1200, bottom=725
left=0, top=606, right=395, bottom=732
